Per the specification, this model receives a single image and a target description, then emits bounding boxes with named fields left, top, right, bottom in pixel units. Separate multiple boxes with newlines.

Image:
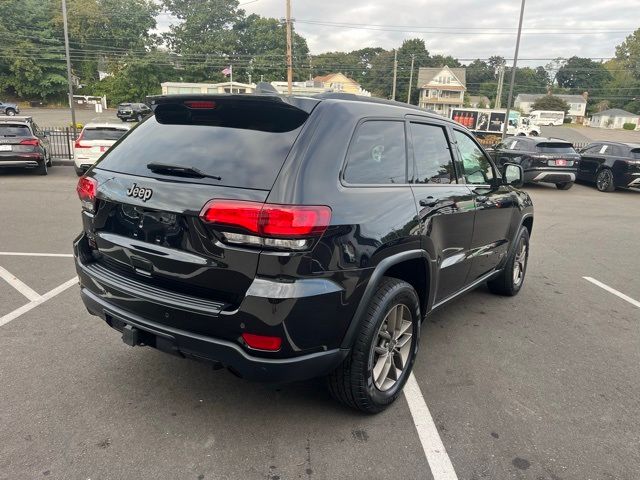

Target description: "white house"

left=590, top=108, right=640, bottom=129
left=514, top=93, right=588, bottom=122
left=161, top=81, right=256, bottom=95
left=417, top=66, right=466, bottom=117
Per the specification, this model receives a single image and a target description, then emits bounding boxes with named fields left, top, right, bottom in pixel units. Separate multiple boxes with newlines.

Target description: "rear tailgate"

left=0, top=124, right=39, bottom=158
left=533, top=142, right=580, bottom=168
left=81, top=95, right=317, bottom=307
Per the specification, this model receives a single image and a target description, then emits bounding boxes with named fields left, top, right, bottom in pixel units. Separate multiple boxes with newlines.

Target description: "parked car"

left=116, top=102, right=152, bottom=122
left=0, top=119, right=51, bottom=175
left=0, top=101, right=20, bottom=116
left=73, top=122, right=130, bottom=176
left=489, top=136, right=580, bottom=190
left=577, top=142, right=640, bottom=192
left=74, top=93, right=533, bottom=413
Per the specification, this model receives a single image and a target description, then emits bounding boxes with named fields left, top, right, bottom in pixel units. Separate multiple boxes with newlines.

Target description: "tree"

left=531, top=95, right=570, bottom=113
left=615, top=28, right=640, bottom=78
left=556, top=56, right=612, bottom=93
left=466, top=59, right=495, bottom=96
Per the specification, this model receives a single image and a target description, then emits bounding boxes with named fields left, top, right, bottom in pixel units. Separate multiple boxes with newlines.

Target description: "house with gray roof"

left=590, top=108, right=639, bottom=129
left=514, top=93, right=588, bottom=121
left=417, top=66, right=466, bottom=117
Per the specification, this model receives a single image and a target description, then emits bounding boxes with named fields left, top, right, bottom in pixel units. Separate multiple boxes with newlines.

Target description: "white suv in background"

left=74, top=123, right=130, bottom=175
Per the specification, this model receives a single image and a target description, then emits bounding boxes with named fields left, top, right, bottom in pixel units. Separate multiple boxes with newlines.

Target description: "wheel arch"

left=340, top=250, right=433, bottom=349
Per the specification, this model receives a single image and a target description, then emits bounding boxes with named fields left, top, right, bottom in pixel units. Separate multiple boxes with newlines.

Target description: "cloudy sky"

left=159, top=0, right=639, bottom=64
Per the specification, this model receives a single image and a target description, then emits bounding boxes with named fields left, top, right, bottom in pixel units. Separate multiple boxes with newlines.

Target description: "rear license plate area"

left=0, top=145, right=12, bottom=151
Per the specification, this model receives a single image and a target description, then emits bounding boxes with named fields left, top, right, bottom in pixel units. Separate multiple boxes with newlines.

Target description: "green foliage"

left=615, top=28, right=640, bottom=78
left=556, top=56, right=612, bottom=93
left=466, top=59, right=496, bottom=96
left=531, top=95, right=570, bottom=113
left=623, top=122, right=637, bottom=130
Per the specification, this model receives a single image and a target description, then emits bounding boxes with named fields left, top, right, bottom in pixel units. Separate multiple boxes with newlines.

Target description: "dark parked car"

left=489, top=136, right=580, bottom=190
left=74, top=93, right=533, bottom=412
left=0, top=101, right=20, bottom=116
left=577, top=142, right=640, bottom=192
left=0, top=119, right=51, bottom=174
left=117, top=102, right=152, bottom=122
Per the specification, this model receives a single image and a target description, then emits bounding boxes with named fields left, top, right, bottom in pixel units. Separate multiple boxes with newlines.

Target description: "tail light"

left=76, top=176, right=98, bottom=212
left=19, top=138, right=39, bottom=146
left=74, top=132, right=91, bottom=149
left=241, top=333, right=282, bottom=351
left=200, top=199, right=331, bottom=251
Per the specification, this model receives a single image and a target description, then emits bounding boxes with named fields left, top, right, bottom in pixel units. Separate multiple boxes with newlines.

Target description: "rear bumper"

left=524, top=168, right=576, bottom=184
left=80, top=287, right=348, bottom=382
left=0, top=154, right=44, bottom=168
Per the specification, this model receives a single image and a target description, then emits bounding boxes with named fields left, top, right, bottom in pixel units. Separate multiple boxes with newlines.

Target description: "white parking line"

left=0, top=252, right=74, bottom=258
left=0, top=277, right=78, bottom=327
left=0, top=266, right=41, bottom=301
left=404, top=373, right=459, bottom=480
left=583, top=277, right=640, bottom=309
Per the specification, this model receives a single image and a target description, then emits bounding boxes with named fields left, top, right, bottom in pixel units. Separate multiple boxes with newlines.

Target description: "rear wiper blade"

left=146, top=162, right=222, bottom=181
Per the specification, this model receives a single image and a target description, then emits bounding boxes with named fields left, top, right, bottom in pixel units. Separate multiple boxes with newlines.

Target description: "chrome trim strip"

left=532, top=171, right=575, bottom=181
left=431, top=269, right=499, bottom=311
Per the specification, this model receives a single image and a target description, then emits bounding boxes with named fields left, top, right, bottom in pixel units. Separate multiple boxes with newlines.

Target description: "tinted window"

left=630, top=149, right=640, bottom=160
left=453, top=130, right=495, bottom=185
left=344, top=121, right=407, bottom=184
left=83, top=127, right=128, bottom=141
left=0, top=125, right=31, bottom=137
left=410, top=123, right=455, bottom=184
left=581, top=144, right=600, bottom=154
left=536, top=143, right=576, bottom=154
left=96, top=107, right=306, bottom=190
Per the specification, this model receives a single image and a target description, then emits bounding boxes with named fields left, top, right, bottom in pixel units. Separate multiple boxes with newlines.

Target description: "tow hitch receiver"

left=122, top=324, right=140, bottom=346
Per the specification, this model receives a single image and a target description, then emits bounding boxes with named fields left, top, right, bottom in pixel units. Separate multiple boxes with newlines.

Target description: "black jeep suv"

left=74, top=94, right=533, bottom=412
left=116, top=102, right=152, bottom=122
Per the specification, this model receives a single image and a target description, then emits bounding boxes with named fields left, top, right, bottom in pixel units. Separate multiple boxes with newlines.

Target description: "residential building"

left=514, top=93, right=588, bottom=122
left=312, top=73, right=371, bottom=96
left=469, top=95, right=491, bottom=108
left=590, top=108, right=640, bottom=129
left=271, top=81, right=330, bottom=95
left=417, top=66, right=466, bottom=117
left=161, top=81, right=256, bottom=95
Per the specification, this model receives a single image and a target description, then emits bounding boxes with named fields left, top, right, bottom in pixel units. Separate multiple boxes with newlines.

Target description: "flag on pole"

left=222, top=65, right=232, bottom=76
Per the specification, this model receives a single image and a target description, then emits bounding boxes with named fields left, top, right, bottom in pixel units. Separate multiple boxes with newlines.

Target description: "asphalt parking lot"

left=0, top=167, right=638, bottom=480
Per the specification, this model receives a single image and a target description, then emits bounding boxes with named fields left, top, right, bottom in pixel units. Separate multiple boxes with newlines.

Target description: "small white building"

left=161, top=81, right=256, bottom=95
left=515, top=93, right=588, bottom=122
left=270, top=81, right=330, bottom=95
left=590, top=108, right=640, bottom=129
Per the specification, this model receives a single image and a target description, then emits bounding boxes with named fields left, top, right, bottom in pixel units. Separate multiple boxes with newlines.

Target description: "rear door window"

left=0, top=125, right=31, bottom=137
left=409, top=123, right=455, bottom=184
left=344, top=120, right=407, bottom=184
left=630, top=149, right=640, bottom=160
left=96, top=99, right=310, bottom=190
left=82, top=128, right=128, bottom=141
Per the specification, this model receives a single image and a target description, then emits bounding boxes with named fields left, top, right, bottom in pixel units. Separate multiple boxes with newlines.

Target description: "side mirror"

left=502, top=163, right=524, bottom=188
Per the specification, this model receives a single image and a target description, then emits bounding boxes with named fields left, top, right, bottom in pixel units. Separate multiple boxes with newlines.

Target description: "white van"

left=529, top=110, right=565, bottom=126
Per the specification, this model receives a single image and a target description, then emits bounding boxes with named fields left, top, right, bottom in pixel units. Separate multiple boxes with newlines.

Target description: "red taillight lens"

left=76, top=176, right=98, bottom=211
left=74, top=132, right=91, bottom=149
left=184, top=100, right=216, bottom=109
left=200, top=200, right=331, bottom=241
left=19, top=138, right=39, bottom=146
left=241, top=333, right=282, bottom=351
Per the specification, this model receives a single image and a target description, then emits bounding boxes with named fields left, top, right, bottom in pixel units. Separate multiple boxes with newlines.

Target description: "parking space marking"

left=404, top=373, right=459, bottom=480
left=0, top=266, right=41, bottom=301
left=0, top=252, right=74, bottom=258
left=0, top=277, right=77, bottom=327
left=583, top=277, right=640, bottom=309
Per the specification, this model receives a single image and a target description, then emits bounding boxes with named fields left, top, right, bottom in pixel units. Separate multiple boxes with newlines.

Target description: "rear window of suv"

left=96, top=99, right=308, bottom=190
left=82, top=127, right=128, bottom=141
left=0, top=124, right=31, bottom=137
left=536, top=143, right=576, bottom=154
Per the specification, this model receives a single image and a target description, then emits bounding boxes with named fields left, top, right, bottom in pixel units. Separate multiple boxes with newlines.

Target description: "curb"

left=52, top=159, right=75, bottom=166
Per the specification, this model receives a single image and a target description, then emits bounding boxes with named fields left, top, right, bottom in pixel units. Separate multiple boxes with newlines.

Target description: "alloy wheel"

left=371, top=304, right=414, bottom=392
left=597, top=169, right=612, bottom=191
left=512, top=238, right=527, bottom=287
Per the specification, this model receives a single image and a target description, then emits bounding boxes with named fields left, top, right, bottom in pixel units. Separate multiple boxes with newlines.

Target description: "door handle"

left=419, top=196, right=439, bottom=207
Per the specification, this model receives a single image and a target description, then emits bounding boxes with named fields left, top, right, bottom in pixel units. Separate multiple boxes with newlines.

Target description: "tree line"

left=0, top=0, right=638, bottom=113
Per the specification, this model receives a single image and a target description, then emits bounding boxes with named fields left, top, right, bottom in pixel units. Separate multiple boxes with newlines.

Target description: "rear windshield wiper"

left=146, top=162, right=222, bottom=181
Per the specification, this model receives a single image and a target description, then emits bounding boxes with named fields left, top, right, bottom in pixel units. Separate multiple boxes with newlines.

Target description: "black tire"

left=35, top=160, right=48, bottom=176
left=5, top=108, right=16, bottom=116
left=488, top=227, right=530, bottom=296
left=327, top=277, right=421, bottom=413
left=45, top=152, right=52, bottom=167
left=556, top=181, right=574, bottom=190
left=137, top=114, right=143, bottom=122
left=74, top=166, right=84, bottom=176
left=530, top=130, right=539, bottom=136
left=596, top=168, right=615, bottom=192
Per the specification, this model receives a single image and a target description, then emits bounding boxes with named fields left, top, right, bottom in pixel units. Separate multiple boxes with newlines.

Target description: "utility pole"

left=503, top=0, right=526, bottom=140
left=495, top=65, right=505, bottom=109
left=407, top=54, right=415, bottom=104
left=285, top=0, right=293, bottom=95
left=61, top=0, right=76, bottom=134
left=391, top=49, right=398, bottom=101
